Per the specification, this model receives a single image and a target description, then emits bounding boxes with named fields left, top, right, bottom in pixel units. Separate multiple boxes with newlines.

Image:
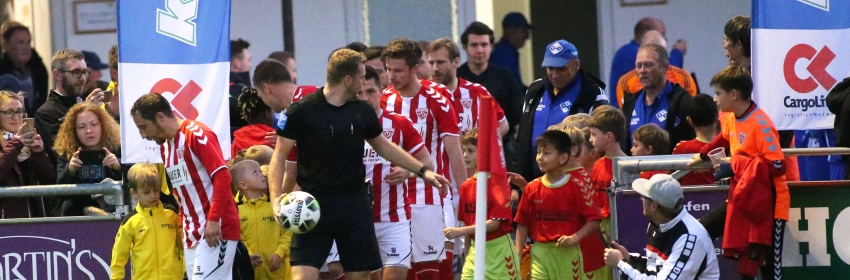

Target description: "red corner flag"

left=477, top=96, right=510, bottom=207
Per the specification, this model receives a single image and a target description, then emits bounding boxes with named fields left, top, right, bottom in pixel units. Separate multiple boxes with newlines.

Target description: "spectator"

left=672, top=94, right=718, bottom=186
left=363, top=46, right=388, bottom=89
left=231, top=87, right=274, bottom=158
left=490, top=12, right=532, bottom=89
left=36, top=49, right=106, bottom=166
left=230, top=38, right=252, bottom=137
left=107, top=45, right=118, bottom=83
left=614, top=30, right=697, bottom=108
left=515, top=39, right=608, bottom=180
left=268, top=51, right=298, bottom=84
left=604, top=174, right=719, bottom=279
left=416, top=40, right=432, bottom=80
left=0, top=91, right=53, bottom=218
left=53, top=103, right=121, bottom=216
left=621, top=44, right=694, bottom=156
left=82, top=51, right=108, bottom=82
left=723, top=16, right=751, bottom=69
left=609, top=17, right=686, bottom=107
left=631, top=123, right=670, bottom=179
left=457, top=22, right=523, bottom=138
left=103, top=45, right=120, bottom=121
left=826, top=77, right=850, bottom=180
left=0, top=21, right=49, bottom=118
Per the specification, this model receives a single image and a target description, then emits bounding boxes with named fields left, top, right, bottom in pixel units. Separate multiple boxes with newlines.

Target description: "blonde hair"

left=53, top=103, right=121, bottom=159
left=547, top=124, right=585, bottom=155
left=562, top=113, right=591, bottom=129
left=244, top=145, right=273, bottom=165
left=230, top=160, right=260, bottom=195
left=327, top=49, right=365, bottom=86
left=128, top=163, right=161, bottom=192
left=0, top=91, right=24, bottom=147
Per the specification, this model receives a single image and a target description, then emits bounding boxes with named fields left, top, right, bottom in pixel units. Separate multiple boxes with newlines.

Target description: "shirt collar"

left=641, top=81, right=672, bottom=106
left=658, top=208, right=687, bottom=232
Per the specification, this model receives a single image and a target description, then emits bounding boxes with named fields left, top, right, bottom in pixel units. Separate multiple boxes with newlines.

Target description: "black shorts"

left=290, top=192, right=382, bottom=272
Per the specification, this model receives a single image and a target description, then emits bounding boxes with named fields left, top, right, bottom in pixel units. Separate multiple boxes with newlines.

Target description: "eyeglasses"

left=60, top=69, right=91, bottom=78
left=1, top=109, right=25, bottom=118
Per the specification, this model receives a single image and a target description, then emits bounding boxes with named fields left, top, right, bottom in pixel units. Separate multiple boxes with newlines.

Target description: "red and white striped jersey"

left=365, top=110, right=425, bottom=222
left=445, top=78, right=507, bottom=135
left=381, top=81, right=460, bottom=205
left=161, top=120, right=241, bottom=248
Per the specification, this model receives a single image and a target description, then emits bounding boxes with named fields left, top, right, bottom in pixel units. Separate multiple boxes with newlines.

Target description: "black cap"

left=82, top=51, right=108, bottom=70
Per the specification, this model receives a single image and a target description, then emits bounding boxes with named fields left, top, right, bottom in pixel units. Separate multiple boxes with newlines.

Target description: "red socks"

left=440, top=251, right=454, bottom=279
left=408, top=261, right=440, bottom=279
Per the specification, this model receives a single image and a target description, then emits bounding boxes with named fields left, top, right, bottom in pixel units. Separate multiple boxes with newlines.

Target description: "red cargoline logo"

left=783, top=44, right=836, bottom=93
left=150, top=78, right=202, bottom=119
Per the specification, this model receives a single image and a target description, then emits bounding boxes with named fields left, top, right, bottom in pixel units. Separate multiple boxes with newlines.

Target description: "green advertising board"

left=782, top=185, right=850, bottom=278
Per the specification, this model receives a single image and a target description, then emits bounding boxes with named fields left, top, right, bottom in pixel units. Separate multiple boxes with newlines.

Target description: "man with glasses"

left=35, top=49, right=106, bottom=165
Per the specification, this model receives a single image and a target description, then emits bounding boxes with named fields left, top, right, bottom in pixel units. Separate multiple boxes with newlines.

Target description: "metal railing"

left=0, top=182, right=128, bottom=224
left=608, top=147, right=850, bottom=279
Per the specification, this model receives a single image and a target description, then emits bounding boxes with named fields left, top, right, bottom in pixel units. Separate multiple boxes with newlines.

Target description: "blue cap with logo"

left=541, top=40, right=578, bottom=68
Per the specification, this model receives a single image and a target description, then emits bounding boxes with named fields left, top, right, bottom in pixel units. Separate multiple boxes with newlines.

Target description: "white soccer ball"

left=278, top=191, right=321, bottom=234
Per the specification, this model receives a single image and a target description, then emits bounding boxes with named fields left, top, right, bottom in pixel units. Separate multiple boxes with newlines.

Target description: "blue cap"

left=0, top=74, right=22, bottom=92
left=82, top=51, right=108, bottom=70
left=502, top=12, right=533, bottom=29
left=541, top=40, right=578, bottom=67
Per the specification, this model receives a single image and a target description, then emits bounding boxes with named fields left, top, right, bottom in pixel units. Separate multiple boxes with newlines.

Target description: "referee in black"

left=268, top=49, right=450, bottom=280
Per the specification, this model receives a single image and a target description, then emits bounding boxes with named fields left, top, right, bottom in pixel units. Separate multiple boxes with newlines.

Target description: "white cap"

left=632, top=174, right=683, bottom=209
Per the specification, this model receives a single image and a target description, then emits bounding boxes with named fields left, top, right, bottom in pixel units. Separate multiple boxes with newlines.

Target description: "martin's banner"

left=752, top=0, right=849, bottom=130
left=118, top=0, right=232, bottom=163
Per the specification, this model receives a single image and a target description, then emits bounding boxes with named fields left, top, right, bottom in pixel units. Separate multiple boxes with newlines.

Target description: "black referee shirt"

left=277, top=88, right=382, bottom=196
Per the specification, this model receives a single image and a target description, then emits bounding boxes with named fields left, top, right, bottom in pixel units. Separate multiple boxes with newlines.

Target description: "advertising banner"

left=752, top=0, right=850, bottom=129
left=118, top=0, right=232, bottom=163
left=0, top=219, right=122, bottom=279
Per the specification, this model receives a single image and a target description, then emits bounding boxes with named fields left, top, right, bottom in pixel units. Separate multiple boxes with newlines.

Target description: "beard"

left=61, top=79, right=84, bottom=97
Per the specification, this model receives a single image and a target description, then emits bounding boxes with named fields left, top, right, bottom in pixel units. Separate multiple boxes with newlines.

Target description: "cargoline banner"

left=752, top=0, right=850, bottom=130
left=118, top=0, right=232, bottom=163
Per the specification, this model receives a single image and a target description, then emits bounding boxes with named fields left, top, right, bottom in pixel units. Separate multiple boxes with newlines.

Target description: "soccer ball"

left=278, top=191, right=321, bottom=234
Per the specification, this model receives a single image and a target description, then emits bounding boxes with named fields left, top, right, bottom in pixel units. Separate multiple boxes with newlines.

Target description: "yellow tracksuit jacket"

left=238, top=193, right=293, bottom=280
left=110, top=202, right=183, bottom=279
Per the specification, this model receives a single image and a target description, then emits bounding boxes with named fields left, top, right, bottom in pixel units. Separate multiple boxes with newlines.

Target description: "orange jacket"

left=615, top=65, right=697, bottom=108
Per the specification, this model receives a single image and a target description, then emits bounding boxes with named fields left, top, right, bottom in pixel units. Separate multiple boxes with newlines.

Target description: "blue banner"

left=753, top=0, right=850, bottom=30
left=118, top=0, right=233, bottom=163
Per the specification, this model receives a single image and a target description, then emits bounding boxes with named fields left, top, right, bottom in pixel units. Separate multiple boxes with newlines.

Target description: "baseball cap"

left=82, top=51, right=108, bottom=70
left=632, top=174, right=683, bottom=209
left=0, top=74, right=22, bottom=93
left=541, top=40, right=578, bottom=68
left=502, top=12, right=533, bottom=29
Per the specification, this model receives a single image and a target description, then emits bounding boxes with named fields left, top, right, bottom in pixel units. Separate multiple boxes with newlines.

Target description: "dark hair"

left=108, top=45, right=118, bottom=70
left=381, top=38, right=421, bottom=68
left=417, top=40, right=430, bottom=54
left=345, top=42, right=368, bottom=53
left=267, top=51, right=294, bottom=64
left=461, top=22, right=495, bottom=46
left=589, top=107, right=626, bottom=143
left=131, top=93, right=175, bottom=121
left=688, top=94, right=719, bottom=127
left=238, top=87, right=271, bottom=124
left=428, top=38, right=461, bottom=60
left=536, top=130, right=573, bottom=154
left=328, top=49, right=366, bottom=85
left=634, top=17, right=661, bottom=40
left=633, top=123, right=670, bottom=155
left=0, top=21, right=29, bottom=44
left=364, top=46, right=385, bottom=61
left=252, top=59, right=292, bottom=87
left=461, top=128, right=478, bottom=146
left=364, top=65, right=381, bottom=85
left=710, top=66, right=753, bottom=101
left=83, top=80, right=110, bottom=96
left=230, top=38, right=250, bottom=59
left=638, top=44, right=668, bottom=65
left=724, top=16, right=751, bottom=58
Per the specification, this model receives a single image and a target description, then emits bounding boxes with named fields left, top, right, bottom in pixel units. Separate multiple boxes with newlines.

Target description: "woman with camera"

left=0, top=91, right=54, bottom=218
left=53, top=102, right=121, bottom=216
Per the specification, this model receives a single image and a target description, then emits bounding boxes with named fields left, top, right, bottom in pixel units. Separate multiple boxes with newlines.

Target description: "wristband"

left=417, top=166, right=431, bottom=178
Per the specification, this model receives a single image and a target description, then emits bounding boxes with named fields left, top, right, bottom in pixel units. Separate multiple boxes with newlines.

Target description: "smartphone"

left=79, top=150, right=107, bottom=181
left=102, top=90, right=113, bottom=103
left=19, top=118, right=35, bottom=135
